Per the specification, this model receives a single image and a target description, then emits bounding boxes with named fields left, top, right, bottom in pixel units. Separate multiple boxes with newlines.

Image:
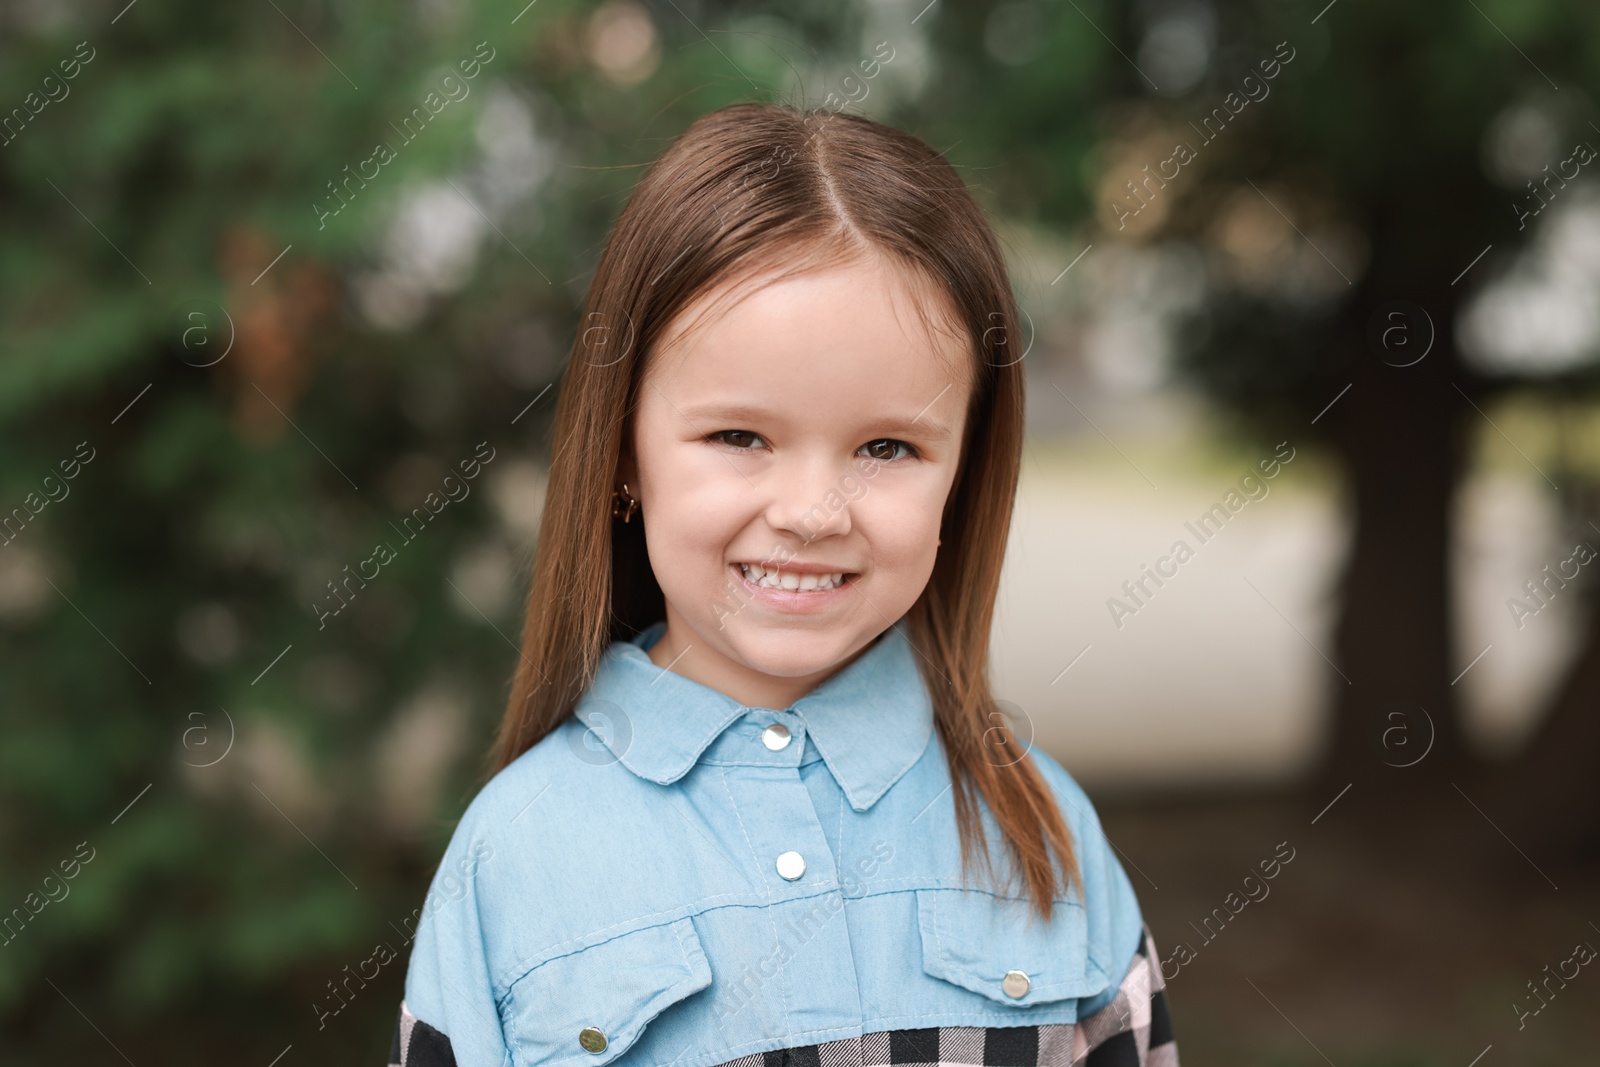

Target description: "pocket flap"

left=916, top=889, right=1109, bottom=1006
left=505, top=917, right=712, bottom=1067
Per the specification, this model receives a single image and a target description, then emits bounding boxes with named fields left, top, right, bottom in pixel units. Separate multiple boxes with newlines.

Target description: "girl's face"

left=622, top=254, right=974, bottom=711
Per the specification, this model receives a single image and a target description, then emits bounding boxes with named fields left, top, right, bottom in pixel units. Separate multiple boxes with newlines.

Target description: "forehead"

left=643, top=256, right=975, bottom=419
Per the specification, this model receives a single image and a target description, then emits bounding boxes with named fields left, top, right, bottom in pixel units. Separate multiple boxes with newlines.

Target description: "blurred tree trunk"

left=1490, top=584, right=1600, bottom=858
left=1316, top=276, right=1479, bottom=797
left=1319, top=266, right=1600, bottom=844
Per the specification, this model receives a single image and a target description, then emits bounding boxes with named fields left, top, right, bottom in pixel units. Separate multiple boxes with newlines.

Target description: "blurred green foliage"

left=0, top=0, right=712, bottom=1059
left=4, top=0, right=1600, bottom=1062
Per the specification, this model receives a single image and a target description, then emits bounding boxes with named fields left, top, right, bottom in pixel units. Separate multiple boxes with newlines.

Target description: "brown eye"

left=860, top=439, right=915, bottom=462
left=710, top=430, right=764, bottom=450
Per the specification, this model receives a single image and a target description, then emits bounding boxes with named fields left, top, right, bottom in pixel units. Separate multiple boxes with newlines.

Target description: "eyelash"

left=706, top=430, right=921, bottom=463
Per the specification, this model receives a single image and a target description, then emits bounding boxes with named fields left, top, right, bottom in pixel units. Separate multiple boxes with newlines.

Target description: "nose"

left=765, top=455, right=854, bottom=545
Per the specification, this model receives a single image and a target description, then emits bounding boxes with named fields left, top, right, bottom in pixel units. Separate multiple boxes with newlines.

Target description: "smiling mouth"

left=734, top=562, right=859, bottom=592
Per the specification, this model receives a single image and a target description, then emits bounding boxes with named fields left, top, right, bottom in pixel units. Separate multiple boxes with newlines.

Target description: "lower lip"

left=729, top=564, right=859, bottom=614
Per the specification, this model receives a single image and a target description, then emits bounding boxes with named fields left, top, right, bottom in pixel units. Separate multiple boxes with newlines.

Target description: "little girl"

left=390, top=101, right=1179, bottom=1067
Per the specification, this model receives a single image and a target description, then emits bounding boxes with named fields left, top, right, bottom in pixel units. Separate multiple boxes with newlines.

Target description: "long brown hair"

left=489, top=101, right=1081, bottom=922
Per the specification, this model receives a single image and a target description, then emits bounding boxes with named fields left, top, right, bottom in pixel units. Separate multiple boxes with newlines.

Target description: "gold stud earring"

left=611, top=483, right=639, bottom=523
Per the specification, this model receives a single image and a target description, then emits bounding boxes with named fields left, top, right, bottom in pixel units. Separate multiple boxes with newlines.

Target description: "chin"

left=720, top=624, right=860, bottom=678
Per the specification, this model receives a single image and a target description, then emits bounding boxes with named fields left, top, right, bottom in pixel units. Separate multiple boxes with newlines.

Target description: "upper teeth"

left=739, top=562, right=847, bottom=591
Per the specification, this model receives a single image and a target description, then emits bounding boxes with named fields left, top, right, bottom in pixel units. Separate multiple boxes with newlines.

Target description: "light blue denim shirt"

left=398, top=619, right=1148, bottom=1067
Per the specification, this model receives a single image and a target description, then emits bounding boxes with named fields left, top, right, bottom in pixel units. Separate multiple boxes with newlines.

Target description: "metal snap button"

left=1002, top=970, right=1030, bottom=998
left=579, top=1026, right=608, bottom=1053
left=775, top=850, right=806, bottom=880
left=761, top=723, right=792, bottom=750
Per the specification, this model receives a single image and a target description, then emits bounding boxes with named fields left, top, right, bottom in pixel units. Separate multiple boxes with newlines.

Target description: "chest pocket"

left=502, top=916, right=712, bottom=1067
left=915, top=888, right=1111, bottom=1008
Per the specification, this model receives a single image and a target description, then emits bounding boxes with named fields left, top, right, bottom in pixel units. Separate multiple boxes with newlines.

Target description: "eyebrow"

left=677, top=403, right=957, bottom=443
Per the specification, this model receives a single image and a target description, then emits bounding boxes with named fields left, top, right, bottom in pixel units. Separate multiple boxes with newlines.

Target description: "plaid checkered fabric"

left=705, top=924, right=1177, bottom=1067
left=1069, top=922, right=1178, bottom=1066
left=390, top=925, right=1176, bottom=1067
left=390, top=1001, right=456, bottom=1067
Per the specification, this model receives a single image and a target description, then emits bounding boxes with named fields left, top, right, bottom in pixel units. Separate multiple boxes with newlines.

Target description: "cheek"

left=854, top=476, right=948, bottom=570
left=638, top=444, right=753, bottom=552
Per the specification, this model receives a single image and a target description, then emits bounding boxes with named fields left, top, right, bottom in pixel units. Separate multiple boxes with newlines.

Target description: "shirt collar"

left=574, top=622, right=934, bottom=812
